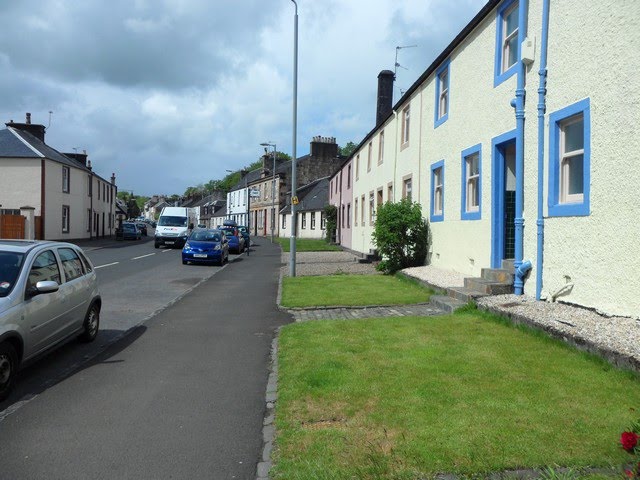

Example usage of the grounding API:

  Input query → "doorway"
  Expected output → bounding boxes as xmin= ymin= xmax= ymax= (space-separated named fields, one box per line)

xmin=491 ymin=131 xmax=517 ymax=268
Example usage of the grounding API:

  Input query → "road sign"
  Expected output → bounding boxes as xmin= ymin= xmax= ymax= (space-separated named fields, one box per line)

xmin=292 ymin=196 xmax=299 ymax=205
xmin=249 ymin=188 xmax=260 ymax=198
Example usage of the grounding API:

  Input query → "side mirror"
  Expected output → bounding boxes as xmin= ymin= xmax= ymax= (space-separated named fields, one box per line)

xmin=26 ymin=280 xmax=59 ymax=298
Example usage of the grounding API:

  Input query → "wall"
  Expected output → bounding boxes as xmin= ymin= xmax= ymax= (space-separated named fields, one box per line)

xmin=0 ymin=158 xmax=42 ymax=214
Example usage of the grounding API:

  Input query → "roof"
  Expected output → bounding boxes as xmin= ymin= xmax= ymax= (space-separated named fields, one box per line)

xmin=231 ymin=167 xmax=264 ymax=191
xmin=0 ymin=127 xmax=113 ymax=184
xmin=280 ymin=177 xmax=329 ymax=213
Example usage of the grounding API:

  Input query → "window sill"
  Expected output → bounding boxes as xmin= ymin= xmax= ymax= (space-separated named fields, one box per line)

xmin=461 ymin=210 xmax=481 ymax=221
xmin=434 ymin=113 xmax=448 ymax=129
xmin=430 ymin=214 xmax=444 ymax=223
xmin=548 ymin=202 xmax=589 ymax=217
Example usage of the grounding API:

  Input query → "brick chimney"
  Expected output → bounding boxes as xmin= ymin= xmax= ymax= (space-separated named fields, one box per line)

xmin=310 ymin=136 xmax=338 ymax=159
xmin=376 ymin=70 xmax=395 ymax=125
xmin=5 ymin=112 xmax=46 ymax=142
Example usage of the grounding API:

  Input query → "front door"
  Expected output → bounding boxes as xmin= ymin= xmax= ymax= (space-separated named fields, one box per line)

xmin=492 ymin=132 xmax=517 ymax=268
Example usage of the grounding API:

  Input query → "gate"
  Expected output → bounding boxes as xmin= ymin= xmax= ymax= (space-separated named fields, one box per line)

xmin=0 ymin=214 xmax=26 ymax=239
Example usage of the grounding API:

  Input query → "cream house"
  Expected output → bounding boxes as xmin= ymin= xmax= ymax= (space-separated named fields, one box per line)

xmin=344 ymin=0 xmax=639 ymax=318
xmin=0 ymin=114 xmax=118 ymax=240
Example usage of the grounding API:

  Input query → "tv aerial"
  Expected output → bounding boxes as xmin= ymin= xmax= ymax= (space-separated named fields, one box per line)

xmin=394 ymin=44 xmax=418 ymax=78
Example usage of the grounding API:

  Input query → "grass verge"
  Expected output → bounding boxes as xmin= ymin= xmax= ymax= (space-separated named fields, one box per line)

xmin=276 ymin=237 xmax=341 ymax=252
xmin=272 ymin=308 xmax=640 ymax=479
xmin=280 ymin=274 xmax=433 ymax=308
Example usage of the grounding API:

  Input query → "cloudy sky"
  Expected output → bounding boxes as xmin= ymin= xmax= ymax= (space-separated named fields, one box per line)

xmin=0 ymin=0 xmax=486 ymax=196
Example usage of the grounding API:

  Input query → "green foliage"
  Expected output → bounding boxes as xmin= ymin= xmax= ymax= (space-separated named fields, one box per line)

xmin=324 ymin=204 xmax=338 ymax=243
xmin=339 ymin=141 xmax=357 ymax=157
xmin=371 ymin=198 xmax=431 ymax=274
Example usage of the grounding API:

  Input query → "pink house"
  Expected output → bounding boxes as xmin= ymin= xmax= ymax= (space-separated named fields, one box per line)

xmin=328 ymin=159 xmax=352 ymax=249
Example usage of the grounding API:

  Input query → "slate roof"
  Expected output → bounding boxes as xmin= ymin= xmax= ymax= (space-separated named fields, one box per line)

xmin=231 ymin=168 xmax=264 ymax=191
xmin=280 ymin=177 xmax=329 ymax=214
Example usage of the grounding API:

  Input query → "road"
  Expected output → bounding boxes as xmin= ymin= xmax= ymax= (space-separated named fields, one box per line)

xmin=0 ymin=236 xmax=291 ymax=479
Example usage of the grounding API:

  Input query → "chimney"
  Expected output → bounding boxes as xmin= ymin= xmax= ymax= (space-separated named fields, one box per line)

xmin=310 ymin=136 xmax=338 ymax=159
xmin=64 ymin=152 xmax=88 ymax=167
xmin=111 ymin=173 xmax=116 ymax=185
xmin=376 ymin=70 xmax=395 ymax=125
xmin=5 ymin=112 xmax=46 ymax=142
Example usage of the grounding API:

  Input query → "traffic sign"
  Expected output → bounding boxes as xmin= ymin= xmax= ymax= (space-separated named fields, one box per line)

xmin=292 ymin=196 xmax=299 ymax=205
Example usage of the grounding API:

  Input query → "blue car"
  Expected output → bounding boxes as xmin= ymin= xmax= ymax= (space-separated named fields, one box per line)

xmin=117 ymin=222 xmax=141 ymax=241
xmin=182 ymin=229 xmax=229 ymax=266
xmin=218 ymin=226 xmax=245 ymax=254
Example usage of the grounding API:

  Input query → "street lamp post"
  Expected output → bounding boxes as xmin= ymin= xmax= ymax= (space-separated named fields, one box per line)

xmin=260 ymin=142 xmax=277 ymax=243
xmin=290 ymin=0 xmax=298 ymax=277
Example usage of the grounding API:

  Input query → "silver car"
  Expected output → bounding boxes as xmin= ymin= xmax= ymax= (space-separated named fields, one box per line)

xmin=0 ymin=240 xmax=101 ymax=401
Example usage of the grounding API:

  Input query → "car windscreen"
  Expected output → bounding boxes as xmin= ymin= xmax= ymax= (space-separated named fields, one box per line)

xmin=158 ymin=216 xmax=188 ymax=227
xmin=190 ymin=231 xmax=221 ymax=242
xmin=219 ymin=228 xmax=236 ymax=237
xmin=0 ymin=251 xmax=25 ymax=297
xmin=123 ymin=224 xmax=136 ymax=231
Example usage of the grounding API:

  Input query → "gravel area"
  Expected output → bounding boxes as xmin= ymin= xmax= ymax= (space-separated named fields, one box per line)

xmin=402 ymin=265 xmax=465 ymax=289
xmin=280 ymin=251 xmax=378 ymax=277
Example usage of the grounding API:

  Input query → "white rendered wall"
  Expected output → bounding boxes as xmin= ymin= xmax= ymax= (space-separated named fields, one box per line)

xmin=44 ymin=160 xmax=90 ymax=239
xmin=0 ymin=158 xmax=42 ymax=214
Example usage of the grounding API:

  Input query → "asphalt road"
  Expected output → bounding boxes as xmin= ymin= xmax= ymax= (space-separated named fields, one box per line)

xmin=0 ymin=237 xmax=291 ymax=479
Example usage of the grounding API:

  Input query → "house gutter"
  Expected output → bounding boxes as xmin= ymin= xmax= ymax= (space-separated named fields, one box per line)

xmin=536 ymin=0 xmax=551 ymax=300
xmin=513 ymin=0 xmax=529 ymax=295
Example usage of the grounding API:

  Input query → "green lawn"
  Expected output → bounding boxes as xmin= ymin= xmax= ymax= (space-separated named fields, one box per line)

xmin=276 ymin=237 xmax=341 ymax=252
xmin=272 ymin=308 xmax=640 ymax=479
xmin=280 ymin=274 xmax=432 ymax=308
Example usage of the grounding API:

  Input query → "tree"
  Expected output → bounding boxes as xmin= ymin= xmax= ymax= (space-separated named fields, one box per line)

xmin=323 ymin=205 xmax=338 ymax=243
xmin=371 ymin=198 xmax=431 ymax=274
xmin=339 ymin=141 xmax=357 ymax=157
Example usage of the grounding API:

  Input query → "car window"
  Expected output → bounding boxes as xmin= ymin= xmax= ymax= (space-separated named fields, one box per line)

xmin=28 ymin=250 xmax=61 ymax=288
xmin=0 ymin=252 xmax=24 ymax=297
xmin=77 ymin=250 xmax=93 ymax=272
xmin=58 ymin=248 xmax=85 ymax=282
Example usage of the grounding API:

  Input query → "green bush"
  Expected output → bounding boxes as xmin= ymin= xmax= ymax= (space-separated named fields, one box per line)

xmin=371 ymin=198 xmax=430 ymax=274
xmin=324 ymin=204 xmax=337 ymax=243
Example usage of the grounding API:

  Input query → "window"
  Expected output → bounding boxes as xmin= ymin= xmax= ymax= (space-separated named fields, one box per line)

xmin=346 ymin=204 xmax=351 ymax=228
xmin=103 ymin=183 xmax=106 ymax=201
xmin=548 ymin=98 xmax=590 ymax=217
xmin=58 ymin=248 xmax=84 ymax=282
xmin=28 ymin=250 xmax=61 ymax=288
xmin=434 ymin=59 xmax=450 ymax=128
xmin=354 ymin=199 xmax=358 ymax=226
xmin=62 ymin=166 xmax=70 ymax=193
xmin=369 ymin=192 xmax=375 ymax=224
xmin=311 ymin=212 xmax=316 ymax=229
xmin=376 ymin=189 xmax=383 ymax=211
xmin=367 ymin=142 xmax=372 ymax=172
xmin=461 ymin=144 xmax=482 ymax=220
xmin=430 ymin=161 xmax=445 ymax=222
xmin=347 ymin=164 xmax=352 ymax=188
xmin=387 ymin=183 xmax=393 ymax=202
xmin=62 ymin=205 xmax=70 ymax=233
xmin=403 ymin=176 xmax=412 ymax=202
xmin=87 ymin=209 xmax=91 ymax=232
xmin=361 ymin=195 xmax=365 ymax=226
xmin=378 ymin=131 xmax=384 ymax=165
xmin=301 ymin=212 xmax=306 ymax=229
xmin=356 ymin=154 xmax=360 ymax=180
xmin=320 ymin=212 xmax=326 ymax=230
xmin=401 ymin=105 xmax=410 ymax=146
xmin=98 ymin=181 xmax=101 ymax=200
xmin=282 ymin=214 xmax=286 ymax=229
xmin=341 ymin=205 xmax=345 ymax=228
xmin=494 ymin=0 xmax=519 ymax=86
xmin=88 ymin=175 xmax=92 ymax=197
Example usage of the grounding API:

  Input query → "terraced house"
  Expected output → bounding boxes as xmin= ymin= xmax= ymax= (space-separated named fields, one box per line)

xmin=0 ymin=113 xmax=118 ymax=241
xmin=336 ymin=0 xmax=638 ymax=318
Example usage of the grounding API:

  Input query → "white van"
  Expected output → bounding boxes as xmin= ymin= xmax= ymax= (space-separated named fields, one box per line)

xmin=154 ymin=207 xmax=197 ymax=248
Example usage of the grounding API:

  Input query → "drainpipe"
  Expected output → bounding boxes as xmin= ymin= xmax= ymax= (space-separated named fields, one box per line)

xmin=513 ymin=0 xmax=529 ymax=295
xmin=536 ymin=0 xmax=551 ymax=300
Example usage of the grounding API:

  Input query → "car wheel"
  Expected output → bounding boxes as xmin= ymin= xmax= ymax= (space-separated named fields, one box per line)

xmin=154 ymin=242 xmax=160 ymax=249
xmin=182 ymin=259 xmax=188 ymax=265
xmin=79 ymin=303 xmax=100 ymax=343
xmin=0 ymin=342 xmax=18 ymax=402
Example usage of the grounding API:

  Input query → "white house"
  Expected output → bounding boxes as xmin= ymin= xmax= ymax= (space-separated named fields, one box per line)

xmin=0 ymin=114 xmax=118 ymax=240
xmin=345 ymin=0 xmax=639 ymax=318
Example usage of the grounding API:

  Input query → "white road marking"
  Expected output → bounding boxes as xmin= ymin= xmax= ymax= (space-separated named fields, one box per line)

xmin=132 ymin=253 xmax=155 ymax=260
xmin=94 ymin=262 xmax=119 ymax=269
xmin=161 ymin=249 xmax=174 ymax=253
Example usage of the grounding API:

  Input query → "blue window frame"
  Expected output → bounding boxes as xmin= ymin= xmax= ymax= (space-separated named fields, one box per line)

xmin=461 ymin=144 xmax=482 ymax=220
xmin=494 ymin=0 xmax=520 ymax=87
xmin=430 ymin=160 xmax=445 ymax=222
xmin=548 ymin=98 xmax=591 ymax=217
xmin=434 ymin=59 xmax=450 ymax=128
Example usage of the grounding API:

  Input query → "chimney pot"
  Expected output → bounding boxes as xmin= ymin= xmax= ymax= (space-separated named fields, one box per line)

xmin=26 ymin=113 xmax=31 ymax=124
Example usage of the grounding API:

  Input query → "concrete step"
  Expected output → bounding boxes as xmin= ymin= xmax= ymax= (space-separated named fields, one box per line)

xmin=501 ymin=259 xmax=515 ymax=271
xmin=447 ymin=286 xmax=489 ymax=303
xmin=430 ymin=295 xmax=466 ymax=314
xmin=481 ymin=267 xmax=514 ymax=284
xmin=464 ymin=277 xmax=513 ymax=295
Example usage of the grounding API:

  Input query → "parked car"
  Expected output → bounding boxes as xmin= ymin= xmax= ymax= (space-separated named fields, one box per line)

xmin=218 ymin=226 xmax=245 ymax=254
xmin=0 ymin=240 xmax=101 ymax=401
xmin=135 ymin=222 xmax=148 ymax=236
xmin=117 ymin=222 xmax=142 ymax=241
xmin=237 ymin=225 xmax=250 ymax=247
xmin=182 ymin=229 xmax=229 ymax=266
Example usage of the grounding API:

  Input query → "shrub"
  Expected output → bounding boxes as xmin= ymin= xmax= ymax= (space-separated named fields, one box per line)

xmin=324 ymin=204 xmax=337 ymax=243
xmin=371 ymin=198 xmax=431 ymax=274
